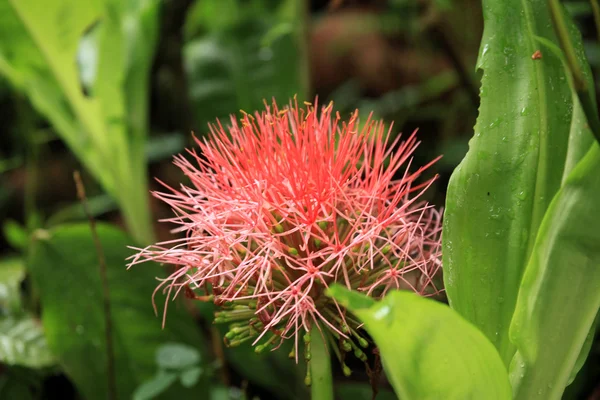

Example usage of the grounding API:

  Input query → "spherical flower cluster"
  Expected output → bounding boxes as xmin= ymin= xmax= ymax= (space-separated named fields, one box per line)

xmin=128 ymin=98 xmax=442 ymax=373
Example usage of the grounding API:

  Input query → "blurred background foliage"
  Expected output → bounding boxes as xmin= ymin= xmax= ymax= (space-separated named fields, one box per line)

xmin=0 ymin=0 xmax=599 ymax=399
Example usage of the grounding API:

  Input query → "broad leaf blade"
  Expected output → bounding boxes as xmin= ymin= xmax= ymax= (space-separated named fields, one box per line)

xmin=329 ymin=286 xmax=512 ymax=400
xmin=509 ymin=144 xmax=600 ymax=399
xmin=27 ymin=223 xmax=210 ymax=400
xmin=443 ymin=0 xmax=593 ymax=364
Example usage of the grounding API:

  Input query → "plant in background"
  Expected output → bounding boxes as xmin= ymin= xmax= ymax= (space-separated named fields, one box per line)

xmin=129 ymin=98 xmax=443 ymax=396
xmin=0 ymin=0 xmax=160 ymax=245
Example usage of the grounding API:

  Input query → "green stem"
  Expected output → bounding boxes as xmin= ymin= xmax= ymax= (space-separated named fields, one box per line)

xmin=548 ymin=0 xmax=600 ymax=144
xmin=118 ymin=166 xmax=155 ymax=245
xmin=310 ymin=324 xmax=334 ymax=400
xmin=591 ymin=0 xmax=600 ymax=45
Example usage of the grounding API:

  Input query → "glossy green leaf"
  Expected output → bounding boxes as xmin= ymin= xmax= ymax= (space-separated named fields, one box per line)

xmin=567 ymin=311 xmax=599 ymax=386
xmin=443 ymin=0 xmax=594 ymax=365
xmin=0 ymin=316 xmax=55 ymax=368
xmin=328 ymin=286 xmax=512 ymax=400
xmin=27 ymin=223 xmax=210 ymax=400
xmin=509 ymin=144 xmax=600 ymax=399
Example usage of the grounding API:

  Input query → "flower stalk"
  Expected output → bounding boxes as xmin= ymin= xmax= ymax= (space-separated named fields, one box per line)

xmin=309 ymin=324 xmax=333 ymax=400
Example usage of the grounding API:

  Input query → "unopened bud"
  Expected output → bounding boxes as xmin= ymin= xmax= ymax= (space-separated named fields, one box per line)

xmin=343 ymin=365 xmax=352 ymax=377
xmin=341 ymin=340 xmax=352 ymax=352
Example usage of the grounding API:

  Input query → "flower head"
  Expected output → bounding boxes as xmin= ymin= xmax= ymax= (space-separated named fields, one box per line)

xmin=129 ymin=98 xmax=442 ymax=370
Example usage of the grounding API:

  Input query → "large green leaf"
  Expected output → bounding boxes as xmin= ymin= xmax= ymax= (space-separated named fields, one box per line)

xmin=0 ymin=0 xmax=159 ymax=244
xmin=27 ymin=223 xmax=210 ymax=400
xmin=508 ymin=144 xmax=600 ymax=399
xmin=328 ymin=286 xmax=512 ymax=400
xmin=442 ymin=0 xmax=594 ymax=365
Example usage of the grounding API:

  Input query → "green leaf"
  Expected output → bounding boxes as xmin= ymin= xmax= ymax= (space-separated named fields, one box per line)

xmin=0 ymin=257 xmax=26 ymax=315
xmin=179 ymin=366 xmax=203 ymax=388
xmin=132 ymin=370 xmax=178 ymax=400
xmin=328 ymin=286 xmax=512 ymax=400
xmin=155 ymin=342 xmax=201 ymax=370
xmin=508 ymin=144 xmax=600 ymax=399
xmin=27 ymin=223 xmax=210 ymax=400
xmin=210 ymin=385 xmax=247 ymax=400
xmin=567 ymin=311 xmax=599 ymax=386
xmin=0 ymin=0 xmax=108 ymax=186
xmin=183 ymin=11 xmax=301 ymax=129
xmin=184 ymin=0 xmax=241 ymax=38
xmin=0 ymin=0 xmax=159 ymax=244
xmin=2 ymin=220 xmax=28 ymax=251
xmin=0 ymin=316 xmax=55 ymax=368
xmin=442 ymin=0 xmax=594 ymax=365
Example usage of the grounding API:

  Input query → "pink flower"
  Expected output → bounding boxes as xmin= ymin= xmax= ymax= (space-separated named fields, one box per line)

xmin=128 ymin=98 xmax=442 ymax=368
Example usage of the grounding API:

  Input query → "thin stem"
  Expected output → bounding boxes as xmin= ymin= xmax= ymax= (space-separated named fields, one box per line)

xmin=548 ymin=0 xmax=600 ymax=144
xmin=20 ymin=98 xmax=40 ymax=233
xmin=74 ymin=171 xmax=117 ymax=400
xmin=310 ymin=324 xmax=334 ymax=400
xmin=548 ymin=0 xmax=584 ymax=89
xmin=591 ymin=0 xmax=600 ymax=45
